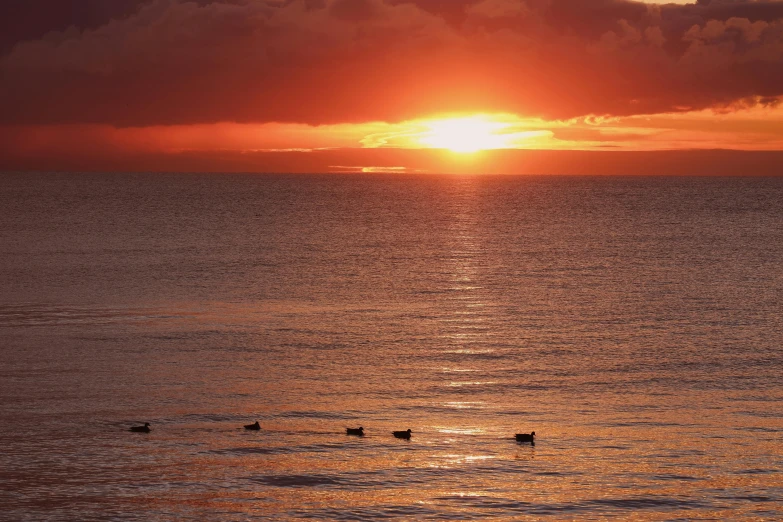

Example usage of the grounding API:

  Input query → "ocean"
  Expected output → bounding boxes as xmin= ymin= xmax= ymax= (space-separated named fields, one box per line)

xmin=1 ymin=172 xmax=781 ymax=520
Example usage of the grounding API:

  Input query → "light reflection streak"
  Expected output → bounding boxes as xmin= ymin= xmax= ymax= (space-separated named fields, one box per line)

xmin=443 ymin=402 xmax=486 ymax=410
xmin=444 ymin=349 xmax=495 ymax=355
xmin=436 ymin=427 xmax=485 ymax=435
xmin=440 ymin=454 xmax=497 ymax=463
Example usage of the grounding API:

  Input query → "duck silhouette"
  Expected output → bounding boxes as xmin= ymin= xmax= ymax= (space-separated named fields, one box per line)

xmin=130 ymin=423 xmax=151 ymax=433
xmin=393 ymin=429 xmax=412 ymax=440
xmin=515 ymin=431 xmax=535 ymax=443
xmin=346 ymin=427 xmax=364 ymax=436
xmin=244 ymin=421 xmax=261 ymax=431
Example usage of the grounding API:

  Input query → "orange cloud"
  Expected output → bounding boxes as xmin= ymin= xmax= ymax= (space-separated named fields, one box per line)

xmin=2 ymin=103 xmax=783 ymax=174
xmin=2 ymin=0 xmax=782 ymax=174
xmin=1 ymin=0 xmax=783 ymax=127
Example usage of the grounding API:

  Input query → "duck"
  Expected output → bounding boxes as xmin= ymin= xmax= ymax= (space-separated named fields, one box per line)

xmin=515 ymin=431 xmax=535 ymax=443
xmin=346 ymin=427 xmax=364 ymax=436
xmin=244 ymin=421 xmax=261 ymax=431
xmin=393 ymin=429 xmax=412 ymax=440
xmin=130 ymin=423 xmax=151 ymax=433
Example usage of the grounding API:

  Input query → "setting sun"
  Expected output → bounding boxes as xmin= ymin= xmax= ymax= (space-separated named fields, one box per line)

xmin=418 ymin=116 xmax=515 ymax=153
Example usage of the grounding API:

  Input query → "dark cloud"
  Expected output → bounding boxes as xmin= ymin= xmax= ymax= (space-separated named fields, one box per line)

xmin=330 ymin=0 xmax=381 ymax=20
xmin=0 ymin=0 xmax=150 ymax=53
xmin=1 ymin=0 xmax=782 ymax=125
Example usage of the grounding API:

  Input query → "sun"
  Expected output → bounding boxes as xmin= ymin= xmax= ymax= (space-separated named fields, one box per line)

xmin=358 ymin=113 xmax=554 ymax=151
xmin=418 ymin=116 xmax=514 ymax=153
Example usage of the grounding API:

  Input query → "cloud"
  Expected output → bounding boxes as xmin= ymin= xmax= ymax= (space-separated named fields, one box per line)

xmin=466 ymin=0 xmax=529 ymax=19
xmin=4 ymin=131 xmax=783 ymax=176
xmin=0 ymin=0 xmax=151 ymax=54
xmin=1 ymin=0 xmax=782 ymax=126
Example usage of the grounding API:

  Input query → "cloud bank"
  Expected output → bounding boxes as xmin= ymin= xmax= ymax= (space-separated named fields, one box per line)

xmin=1 ymin=0 xmax=783 ymax=126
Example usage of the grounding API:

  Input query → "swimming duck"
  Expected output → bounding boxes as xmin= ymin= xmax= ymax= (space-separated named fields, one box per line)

xmin=515 ymin=431 xmax=535 ymax=443
xmin=393 ymin=429 xmax=412 ymax=439
xmin=244 ymin=421 xmax=261 ymax=430
xmin=346 ymin=427 xmax=364 ymax=436
xmin=130 ymin=423 xmax=151 ymax=433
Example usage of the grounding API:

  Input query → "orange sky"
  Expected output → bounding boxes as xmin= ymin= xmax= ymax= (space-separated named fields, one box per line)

xmin=1 ymin=0 xmax=782 ymax=174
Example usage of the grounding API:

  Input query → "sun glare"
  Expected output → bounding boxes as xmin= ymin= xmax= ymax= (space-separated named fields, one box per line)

xmin=418 ymin=116 xmax=515 ymax=153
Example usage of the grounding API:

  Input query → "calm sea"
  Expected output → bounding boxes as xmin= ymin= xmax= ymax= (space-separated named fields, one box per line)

xmin=1 ymin=173 xmax=782 ymax=520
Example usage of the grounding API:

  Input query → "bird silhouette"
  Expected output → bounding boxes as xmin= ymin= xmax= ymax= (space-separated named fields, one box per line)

xmin=130 ymin=423 xmax=151 ymax=433
xmin=244 ymin=421 xmax=261 ymax=430
xmin=393 ymin=429 xmax=412 ymax=439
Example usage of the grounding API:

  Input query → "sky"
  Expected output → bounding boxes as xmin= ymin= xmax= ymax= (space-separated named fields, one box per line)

xmin=1 ymin=0 xmax=782 ymax=174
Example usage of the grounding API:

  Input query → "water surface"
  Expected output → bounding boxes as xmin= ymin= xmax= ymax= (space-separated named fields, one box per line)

xmin=1 ymin=173 xmax=782 ymax=519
